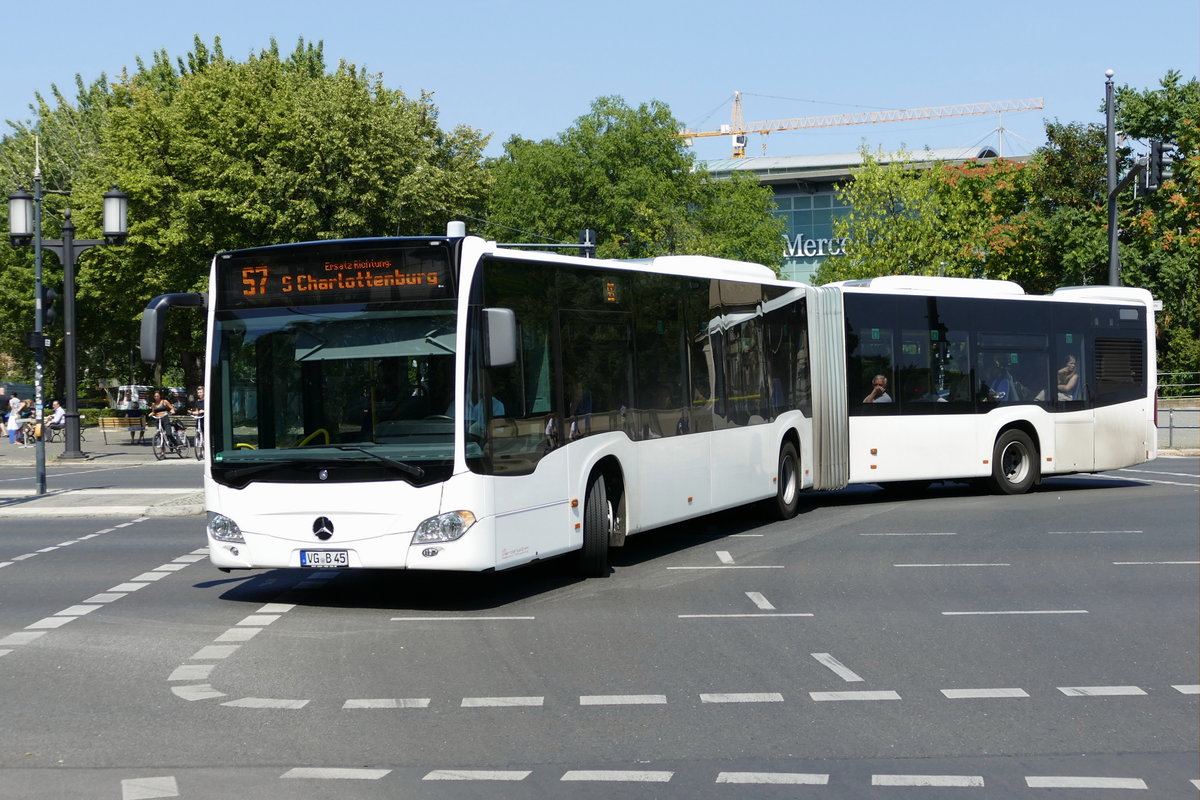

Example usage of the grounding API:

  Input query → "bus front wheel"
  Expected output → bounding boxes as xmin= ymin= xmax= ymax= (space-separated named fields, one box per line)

xmin=990 ymin=429 xmax=1038 ymax=495
xmin=579 ymin=473 xmax=612 ymax=577
xmin=767 ymin=441 xmax=801 ymax=520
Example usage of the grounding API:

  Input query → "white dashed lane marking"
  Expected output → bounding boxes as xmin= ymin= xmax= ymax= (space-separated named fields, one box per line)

xmin=120 ymin=775 xmax=179 ymax=799
xmin=699 ymin=693 xmax=784 ymax=703
xmin=1025 ymin=776 xmax=1149 ymax=789
xmin=811 ymin=653 xmax=865 ymax=682
xmin=942 ymin=609 xmax=1088 ymax=616
xmin=941 ymin=688 xmax=1030 ymax=699
xmin=810 ymin=690 xmax=901 ymax=702
xmin=1049 ymin=530 xmax=1143 ymax=535
xmin=0 ymin=524 xmax=199 ymax=658
xmin=283 ymin=768 xmax=390 ymax=780
xmin=221 ymin=697 xmax=309 ymax=709
xmin=424 ymin=770 xmax=531 ymax=781
xmin=895 ymin=563 xmax=1010 ymax=568
xmin=1058 ymin=685 xmax=1147 ymax=697
xmin=716 ymin=772 xmax=829 ymax=785
xmin=343 ymin=698 xmax=431 ymax=709
xmin=579 ymin=694 xmax=667 ymax=705
xmin=461 ymin=696 xmax=544 ymax=707
xmin=561 ymin=770 xmax=673 ymax=782
xmin=745 ymin=591 xmax=775 ymax=610
xmin=873 ymin=774 xmax=985 ymax=787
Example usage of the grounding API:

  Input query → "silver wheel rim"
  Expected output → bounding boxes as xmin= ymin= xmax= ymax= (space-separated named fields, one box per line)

xmin=1000 ymin=441 xmax=1028 ymax=484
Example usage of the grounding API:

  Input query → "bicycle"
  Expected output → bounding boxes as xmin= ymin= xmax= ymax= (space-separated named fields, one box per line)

xmin=152 ymin=419 xmax=191 ymax=460
xmin=193 ymin=420 xmax=205 ymax=460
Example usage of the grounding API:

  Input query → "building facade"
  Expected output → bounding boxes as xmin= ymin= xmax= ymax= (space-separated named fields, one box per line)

xmin=704 ymin=146 xmax=1004 ymax=284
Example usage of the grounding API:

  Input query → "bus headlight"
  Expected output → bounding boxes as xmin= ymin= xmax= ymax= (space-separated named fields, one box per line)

xmin=207 ymin=512 xmax=245 ymax=543
xmin=414 ymin=510 xmax=476 ymax=544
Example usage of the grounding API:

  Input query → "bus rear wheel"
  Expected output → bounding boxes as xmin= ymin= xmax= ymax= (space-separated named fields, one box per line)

xmin=579 ymin=473 xmax=612 ymax=577
xmin=990 ymin=429 xmax=1038 ymax=495
xmin=767 ymin=441 xmax=801 ymax=520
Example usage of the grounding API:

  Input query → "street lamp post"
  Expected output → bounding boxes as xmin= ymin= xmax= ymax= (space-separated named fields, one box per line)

xmin=8 ymin=175 xmax=128 ymax=468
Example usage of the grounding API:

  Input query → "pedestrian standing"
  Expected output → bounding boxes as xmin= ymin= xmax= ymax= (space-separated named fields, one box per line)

xmin=6 ymin=394 xmax=22 ymax=445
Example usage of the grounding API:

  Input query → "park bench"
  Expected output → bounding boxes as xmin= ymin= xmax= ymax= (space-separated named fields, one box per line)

xmin=97 ymin=415 xmax=145 ymax=444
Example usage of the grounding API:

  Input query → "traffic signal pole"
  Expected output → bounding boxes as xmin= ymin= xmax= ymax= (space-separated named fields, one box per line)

xmin=1106 ymin=70 xmax=1119 ymax=286
xmin=1104 ymin=69 xmax=1174 ymax=287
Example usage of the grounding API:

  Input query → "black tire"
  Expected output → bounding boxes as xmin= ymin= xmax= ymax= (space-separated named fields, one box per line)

xmin=579 ymin=473 xmax=611 ymax=577
xmin=177 ymin=435 xmax=188 ymax=459
xmin=990 ymin=429 xmax=1038 ymax=495
xmin=152 ymin=431 xmax=167 ymax=461
xmin=768 ymin=441 xmax=801 ymax=520
xmin=194 ymin=435 xmax=204 ymax=461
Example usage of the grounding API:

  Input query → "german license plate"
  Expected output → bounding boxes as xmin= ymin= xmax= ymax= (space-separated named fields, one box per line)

xmin=300 ymin=550 xmax=349 ymax=568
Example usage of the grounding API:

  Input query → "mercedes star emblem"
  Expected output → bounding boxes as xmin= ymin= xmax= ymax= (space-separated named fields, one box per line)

xmin=312 ymin=516 xmax=334 ymax=541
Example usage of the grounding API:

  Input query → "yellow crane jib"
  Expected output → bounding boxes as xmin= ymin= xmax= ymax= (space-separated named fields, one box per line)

xmin=676 ymin=95 xmax=1046 ymax=158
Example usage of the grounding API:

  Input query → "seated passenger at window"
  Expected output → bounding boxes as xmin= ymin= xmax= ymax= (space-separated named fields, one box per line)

xmin=1056 ymin=354 xmax=1080 ymax=400
xmin=863 ymin=375 xmax=892 ymax=403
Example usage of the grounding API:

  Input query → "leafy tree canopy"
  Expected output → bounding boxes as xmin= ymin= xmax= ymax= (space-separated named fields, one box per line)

xmin=484 ymin=96 xmax=784 ymax=268
xmin=820 ymin=70 xmax=1198 ymax=382
xmin=0 ymin=36 xmax=490 ymax=390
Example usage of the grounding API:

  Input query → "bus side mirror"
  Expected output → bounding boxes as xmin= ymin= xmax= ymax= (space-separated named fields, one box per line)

xmin=483 ymin=307 xmax=517 ymax=368
xmin=140 ymin=292 xmax=207 ymax=364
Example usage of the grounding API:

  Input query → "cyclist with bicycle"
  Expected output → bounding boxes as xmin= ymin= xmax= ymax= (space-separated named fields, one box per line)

xmin=188 ymin=386 xmax=205 ymax=433
xmin=148 ymin=391 xmax=181 ymax=443
xmin=188 ymin=386 xmax=205 ymax=458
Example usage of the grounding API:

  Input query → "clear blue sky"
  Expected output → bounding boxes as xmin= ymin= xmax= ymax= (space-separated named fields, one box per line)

xmin=2 ymin=0 xmax=1197 ymax=164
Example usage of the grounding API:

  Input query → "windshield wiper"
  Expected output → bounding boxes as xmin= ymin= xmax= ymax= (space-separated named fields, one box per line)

xmin=222 ymin=460 xmax=291 ymax=481
xmin=331 ymin=445 xmax=425 ymax=479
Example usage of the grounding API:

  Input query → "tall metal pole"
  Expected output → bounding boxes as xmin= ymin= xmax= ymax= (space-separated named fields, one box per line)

xmin=32 ymin=169 xmax=48 ymax=492
xmin=59 ymin=211 xmax=84 ymax=460
xmin=1105 ymin=69 xmax=1119 ymax=286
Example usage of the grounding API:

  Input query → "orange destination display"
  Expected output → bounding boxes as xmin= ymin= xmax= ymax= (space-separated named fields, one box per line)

xmin=217 ymin=241 xmax=454 ymax=308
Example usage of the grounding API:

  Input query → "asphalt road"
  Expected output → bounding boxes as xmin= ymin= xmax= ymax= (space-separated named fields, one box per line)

xmin=0 ymin=458 xmax=1195 ymax=798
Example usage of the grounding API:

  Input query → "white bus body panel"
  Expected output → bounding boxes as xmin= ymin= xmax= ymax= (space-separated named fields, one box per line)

xmin=1053 ymin=408 xmax=1095 ymax=472
xmin=206 ymin=477 xmax=442 ymax=570
xmin=490 ymin=447 xmax=573 ymax=569
xmin=625 ymin=433 xmax=713 ymax=530
xmin=1094 ymin=397 xmax=1155 ymax=471
xmin=848 ymin=408 xmax=1061 ymax=484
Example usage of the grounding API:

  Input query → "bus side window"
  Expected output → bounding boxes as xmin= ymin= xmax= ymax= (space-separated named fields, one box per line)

xmin=850 ymin=328 xmax=895 ymax=413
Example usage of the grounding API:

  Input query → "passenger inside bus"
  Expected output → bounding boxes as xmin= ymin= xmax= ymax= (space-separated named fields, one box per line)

xmin=863 ymin=375 xmax=892 ymax=403
xmin=1056 ymin=354 xmax=1080 ymax=400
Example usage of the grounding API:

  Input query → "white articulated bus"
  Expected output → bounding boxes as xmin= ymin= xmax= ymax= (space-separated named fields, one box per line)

xmin=141 ymin=225 xmax=1156 ymax=576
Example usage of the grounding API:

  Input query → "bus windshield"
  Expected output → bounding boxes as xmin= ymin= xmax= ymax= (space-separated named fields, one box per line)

xmin=210 ymin=301 xmax=461 ymax=484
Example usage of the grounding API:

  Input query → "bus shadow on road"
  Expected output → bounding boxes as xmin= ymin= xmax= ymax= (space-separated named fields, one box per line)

xmin=208 ymin=475 xmax=1152 ymax=611
xmin=208 ymin=504 xmax=791 ymax=611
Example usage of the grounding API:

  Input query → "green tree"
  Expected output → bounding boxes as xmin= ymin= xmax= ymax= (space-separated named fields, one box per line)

xmin=1 ymin=36 xmax=490 ymax=390
xmin=818 ymin=148 xmax=1044 ymax=285
xmin=1111 ymin=71 xmax=1199 ymax=384
xmin=820 ymin=69 xmax=1199 ymax=382
xmin=485 ymin=96 xmax=784 ymax=268
xmin=0 ymin=74 xmax=120 ymax=396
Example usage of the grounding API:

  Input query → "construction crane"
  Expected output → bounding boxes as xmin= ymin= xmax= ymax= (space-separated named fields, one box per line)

xmin=677 ymin=92 xmax=1045 ymax=158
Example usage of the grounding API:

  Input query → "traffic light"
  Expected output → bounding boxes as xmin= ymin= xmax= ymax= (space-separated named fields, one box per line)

xmin=40 ymin=285 xmax=58 ymax=327
xmin=1146 ymin=140 xmax=1176 ymax=191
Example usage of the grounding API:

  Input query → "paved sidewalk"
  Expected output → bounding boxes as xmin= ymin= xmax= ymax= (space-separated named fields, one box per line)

xmin=0 ymin=430 xmax=204 ymax=519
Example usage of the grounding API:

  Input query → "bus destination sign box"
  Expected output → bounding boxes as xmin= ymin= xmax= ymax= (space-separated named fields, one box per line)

xmin=218 ymin=242 xmax=453 ymax=308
